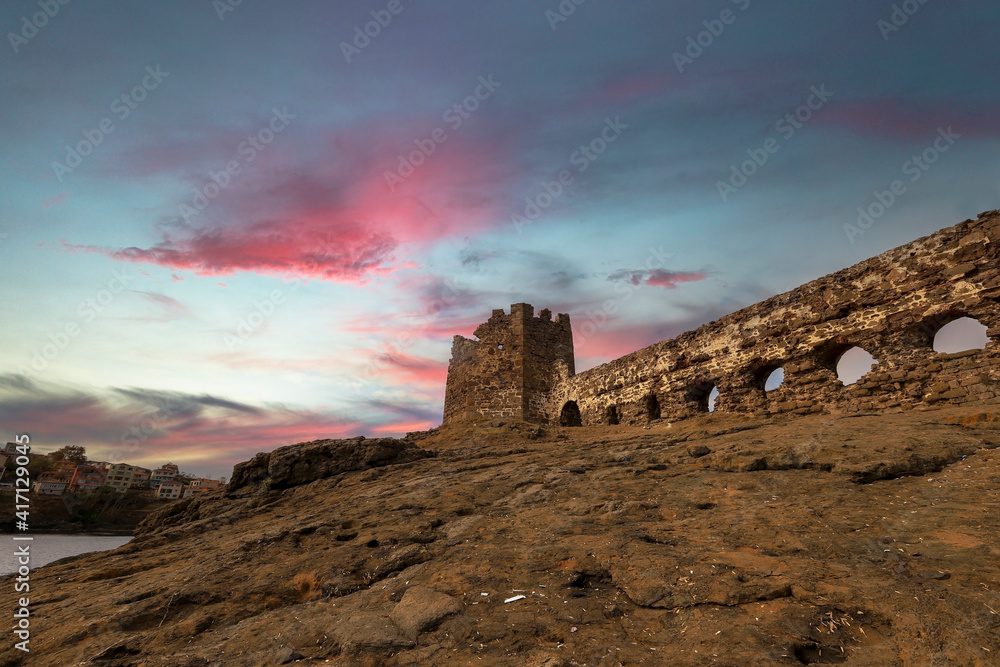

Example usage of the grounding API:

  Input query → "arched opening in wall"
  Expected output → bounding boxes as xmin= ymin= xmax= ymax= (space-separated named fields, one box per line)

xmin=644 ymin=394 xmax=661 ymax=420
xmin=604 ymin=404 xmax=619 ymax=426
xmin=836 ymin=347 xmax=878 ymax=386
xmin=560 ymin=401 xmax=582 ymax=427
xmin=687 ymin=380 xmax=717 ymax=413
xmin=933 ymin=317 xmax=990 ymax=353
xmin=764 ymin=368 xmax=785 ymax=392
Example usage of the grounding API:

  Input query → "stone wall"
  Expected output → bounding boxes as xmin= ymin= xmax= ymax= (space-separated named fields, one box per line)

xmin=444 ymin=210 xmax=1000 ymax=426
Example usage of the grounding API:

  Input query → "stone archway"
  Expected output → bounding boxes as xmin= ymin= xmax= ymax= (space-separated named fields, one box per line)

xmin=560 ymin=401 xmax=582 ymax=427
xmin=644 ymin=394 xmax=661 ymax=420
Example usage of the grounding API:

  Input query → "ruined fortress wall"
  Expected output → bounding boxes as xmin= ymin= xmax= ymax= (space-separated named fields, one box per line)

xmin=443 ymin=303 xmax=574 ymax=423
xmin=546 ymin=210 xmax=1000 ymax=425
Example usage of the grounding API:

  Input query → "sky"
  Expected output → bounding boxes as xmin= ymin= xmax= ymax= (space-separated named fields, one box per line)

xmin=1 ymin=1 xmax=998 ymax=478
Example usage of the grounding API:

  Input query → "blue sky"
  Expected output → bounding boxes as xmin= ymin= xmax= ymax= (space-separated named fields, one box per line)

xmin=1 ymin=1 xmax=997 ymax=478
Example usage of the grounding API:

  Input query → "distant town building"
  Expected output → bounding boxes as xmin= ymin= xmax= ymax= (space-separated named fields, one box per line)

xmin=150 ymin=464 xmax=180 ymax=488
xmin=130 ymin=467 xmax=151 ymax=489
xmin=68 ymin=465 xmax=107 ymax=493
xmin=52 ymin=460 xmax=79 ymax=475
xmin=156 ymin=480 xmax=184 ymax=500
xmin=105 ymin=463 xmax=137 ymax=493
xmin=32 ymin=479 xmax=67 ymax=496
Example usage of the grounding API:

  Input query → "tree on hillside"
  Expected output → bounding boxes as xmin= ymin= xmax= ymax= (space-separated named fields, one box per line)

xmin=49 ymin=445 xmax=88 ymax=464
xmin=175 ymin=472 xmax=196 ymax=485
xmin=3 ymin=455 xmax=54 ymax=479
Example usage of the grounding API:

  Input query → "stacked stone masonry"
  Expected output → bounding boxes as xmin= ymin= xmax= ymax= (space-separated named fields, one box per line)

xmin=443 ymin=303 xmax=574 ymax=424
xmin=443 ymin=210 xmax=1000 ymax=426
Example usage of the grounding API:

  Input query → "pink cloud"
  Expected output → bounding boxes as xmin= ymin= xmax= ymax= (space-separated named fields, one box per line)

xmin=371 ymin=420 xmax=438 ymax=435
xmin=373 ymin=352 xmax=448 ymax=389
xmin=71 ymin=120 xmax=517 ymax=283
xmin=816 ymin=100 xmax=999 ymax=141
xmin=572 ymin=321 xmax=674 ymax=370
xmin=581 ymin=71 xmax=673 ymax=107
xmin=645 ymin=269 xmax=708 ymax=289
xmin=43 ymin=194 xmax=68 ymax=208
xmin=341 ymin=311 xmax=487 ymax=351
xmin=608 ymin=268 xmax=708 ymax=289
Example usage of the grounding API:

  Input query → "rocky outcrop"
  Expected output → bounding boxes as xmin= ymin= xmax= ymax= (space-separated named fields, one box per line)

xmin=227 ymin=435 xmax=434 ymax=490
xmin=134 ymin=436 xmax=434 ymax=538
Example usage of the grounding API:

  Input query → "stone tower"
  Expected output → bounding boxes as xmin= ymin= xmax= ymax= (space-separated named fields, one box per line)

xmin=443 ymin=303 xmax=574 ymax=424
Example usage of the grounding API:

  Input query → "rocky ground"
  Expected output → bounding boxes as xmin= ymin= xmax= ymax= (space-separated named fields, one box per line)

xmin=3 ymin=406 xmax=999 ymax=666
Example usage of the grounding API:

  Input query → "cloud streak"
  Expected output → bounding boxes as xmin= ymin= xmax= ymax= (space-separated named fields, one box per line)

xmin=0 ymin=375 xmax=381 ymax=477
xmin=608 ymin=268 xmax=709 ymax=289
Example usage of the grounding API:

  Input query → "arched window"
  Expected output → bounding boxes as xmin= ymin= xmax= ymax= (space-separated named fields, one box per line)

xmin=687 ymin=380 xmax=717 ymax=413
xmin=933 ymin=317 xmax=990 ymax=353
xmin=707 ymin=386 xmax=719 ymax=412
xmin=764 ymin=368 xmax=785 ymax=392
xmin=560 ymin=401 xmax=582 ymax=427
xmin=836 ymin=347 xmax=878 ymax=385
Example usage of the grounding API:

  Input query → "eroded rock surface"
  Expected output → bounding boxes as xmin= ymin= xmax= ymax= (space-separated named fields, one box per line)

xmin=228 ymin=436 xmax=434 ymax=490
xmin=4 ymin=409 xmax=1000 ymax=666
